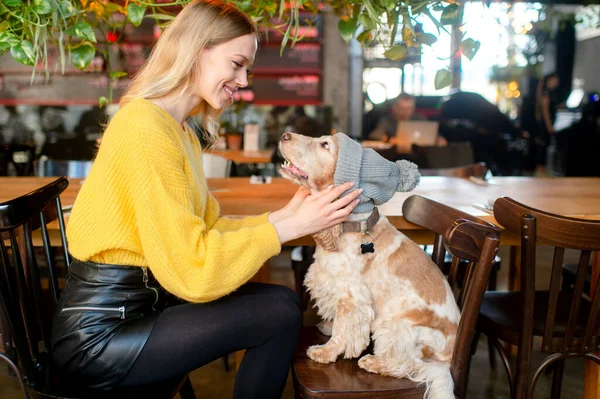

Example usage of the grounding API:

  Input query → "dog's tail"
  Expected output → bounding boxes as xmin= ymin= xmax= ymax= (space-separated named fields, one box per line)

xmin=411 ymin=361 xmax=454 ymax=399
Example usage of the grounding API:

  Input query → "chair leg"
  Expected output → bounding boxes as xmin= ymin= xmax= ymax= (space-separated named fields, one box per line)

xmin=178 ymin=375 xmax=196 ymax=399
xmin=487 ymin=337 xmax=496 ymax=371
xmin=550 ymin=359 xmax=565 ymax=399
xmin=486 ymin=264 xmax=498 ymax=370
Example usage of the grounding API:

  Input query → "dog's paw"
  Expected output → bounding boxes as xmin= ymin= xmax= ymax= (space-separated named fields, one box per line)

xmin=307 ymin=344 xmax=338 ymax=363
xmin=358 ymin=354 xmax=385 ymax=374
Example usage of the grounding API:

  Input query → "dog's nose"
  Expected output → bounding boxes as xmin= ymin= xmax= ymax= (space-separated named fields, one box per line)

xmin=281 ymin=132 xmax=292 ymax=142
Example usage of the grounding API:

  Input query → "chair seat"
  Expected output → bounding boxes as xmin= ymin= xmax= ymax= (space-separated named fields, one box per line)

xmin=293 ymin=326 xmax=425 ymax=398
xmin=478 ymin=291 xmax=592 ymax=348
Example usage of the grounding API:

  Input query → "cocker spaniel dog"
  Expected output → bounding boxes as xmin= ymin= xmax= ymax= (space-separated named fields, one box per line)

xmin=279 ymin=132 xmax=460 ymax=399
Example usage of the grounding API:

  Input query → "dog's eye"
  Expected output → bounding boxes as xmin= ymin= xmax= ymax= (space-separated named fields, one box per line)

xmin=321 ymin=142 xmax=329 ymax=150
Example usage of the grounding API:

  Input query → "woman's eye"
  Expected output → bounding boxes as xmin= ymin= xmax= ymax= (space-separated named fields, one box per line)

xmin=233 ymin=61 xmax=243 ymax=69
xmin=321 ymin=142 xmax=329 ymax=150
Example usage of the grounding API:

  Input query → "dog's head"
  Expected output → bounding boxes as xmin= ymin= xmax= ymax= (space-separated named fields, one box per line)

xmin=278 ymin=132 xmax=339 ymax=192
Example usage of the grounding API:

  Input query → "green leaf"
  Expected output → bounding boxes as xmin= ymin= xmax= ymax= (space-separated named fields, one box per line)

xmin=0 ymin=31 xmax=19 ymax=45
xmin=70 ymin=43 xmax=96 ymax=69
xmin=461 ymin=38 xmax=480 ymax=61
xmin=356 ymin=30 xmax=373 ymax=45
xmin=57 ymin=0 xmax=76 ymax=18
xmin=3 ymin=0 xmax=22 ymax=7
xmin=434 ymin=69 xmax=453 ymax=90
xmin=127 ymin=3 xmax=146 ymax=27
xmin=383 ymin=44 xmax=407 ymax=61
xmin=380 ymin=0 xmax=396 ymax=11
xmin=0 ymin=21 xmax=8 ymax=32
xmin=416 ymin=32 xmax=437 ymax=46
xmin=105 ymin=2 xmax=124 ymax=14
xmin=109 ymin=71 xmax=127 ymax=79
xmin=337 ymin=18 xmax=358 ymax=43
xmin=10 ymin=40 xmax=36 ymax=66
xmin=440 ymin=4 xmax=461 ymax=26
xmin=358 ymin=13 xmax=377 ymax=31
xmin=33 ymin=0 xmax=52 ymax=15
xmin=65 ymin=22 xmax=97 ymax=43
xmin=363 ymin=0 xmax=381 ymax=24
xmin=98 ymin=96 xmax=109 ymax=108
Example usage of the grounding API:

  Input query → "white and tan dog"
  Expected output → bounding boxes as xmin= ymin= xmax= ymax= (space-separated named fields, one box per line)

xmin=279 ymin=132 xmax=460 ymax=399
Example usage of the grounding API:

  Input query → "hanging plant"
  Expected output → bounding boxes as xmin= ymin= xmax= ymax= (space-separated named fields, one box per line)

xmin=0 ymin=0 xmax=480 ymax=102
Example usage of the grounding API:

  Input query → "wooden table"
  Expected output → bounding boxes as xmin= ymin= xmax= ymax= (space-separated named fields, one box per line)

xmin=2 ymin=176 xmax=600 ymax=396
xmin=206 ymin=148 xmax=275 ymax=164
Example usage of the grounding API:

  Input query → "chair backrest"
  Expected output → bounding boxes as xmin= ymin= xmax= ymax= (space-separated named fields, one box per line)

xmin=0 ymin=144 xmax=36 ymax=176
xmin=493 ymin=197 xmax=600 ymax=357
xmin=419 ymin=162 xmax=488 ymax=179
xmin=402 ymin=194 xmax=501 ymax=398
xmin=36 ymin=157 xmax=94 ymax=178
xmin=0 ymin=177 xmax=70 ymax=387
xmin=412 ymin=141 xmax=474 ymax=169
xmin=202 ymin=153 xmax=232 ymax=178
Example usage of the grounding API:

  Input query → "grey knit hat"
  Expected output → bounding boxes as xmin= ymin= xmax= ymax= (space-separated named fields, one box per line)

xmin=333 ymin=133 xmax=420 ymax=213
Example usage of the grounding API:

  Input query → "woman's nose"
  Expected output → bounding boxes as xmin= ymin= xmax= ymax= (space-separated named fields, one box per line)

xmin=235 ymin=71 xmax=248 ymax=88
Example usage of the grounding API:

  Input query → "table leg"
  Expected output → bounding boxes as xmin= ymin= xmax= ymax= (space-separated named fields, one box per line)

xmin=584 ymin=251 xmax=600 ymax=399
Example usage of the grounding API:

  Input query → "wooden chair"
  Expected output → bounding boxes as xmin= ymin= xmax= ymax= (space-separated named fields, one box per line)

xmin=292 ymin=195 xmax=501 ymax=398
xmin=477 ymin=197 xmax=600 ymax=399
xmin=202 ymin=153 xmax=232 ymax=178
xmin=0 ymin=177 xmax=195 ymax=399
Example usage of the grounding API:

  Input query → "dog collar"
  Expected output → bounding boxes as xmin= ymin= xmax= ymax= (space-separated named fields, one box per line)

xmin=341 ymin=208 xmax=380 ymax=234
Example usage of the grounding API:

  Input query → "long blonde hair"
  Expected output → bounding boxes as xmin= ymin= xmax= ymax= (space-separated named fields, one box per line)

xmin=120 ymin=0 xmax=257 ymax=146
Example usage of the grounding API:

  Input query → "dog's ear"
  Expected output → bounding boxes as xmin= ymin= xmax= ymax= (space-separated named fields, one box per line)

xmin=312 ymin=224 xmax=342 ymax=252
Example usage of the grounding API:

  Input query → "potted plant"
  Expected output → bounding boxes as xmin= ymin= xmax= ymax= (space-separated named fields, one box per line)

xmin=0 ymin=0 xmax=480 ymax=97
xmin=225 ymin=131 xmax=243 ymax=151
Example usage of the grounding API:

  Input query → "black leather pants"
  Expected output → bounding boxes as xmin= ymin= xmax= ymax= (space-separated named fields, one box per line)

xmin=51 ymin=260 xmax=177 ymax=390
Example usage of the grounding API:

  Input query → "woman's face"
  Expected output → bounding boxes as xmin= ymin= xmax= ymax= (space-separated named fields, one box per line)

xmin=194 ymin=33 xmax=257 ymax=110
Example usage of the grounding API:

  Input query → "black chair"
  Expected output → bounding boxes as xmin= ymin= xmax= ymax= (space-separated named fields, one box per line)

xmin=0 ymin=177 xmax=195 ymax=399
xmin=0 ymin=144 xmax=35 ymax=176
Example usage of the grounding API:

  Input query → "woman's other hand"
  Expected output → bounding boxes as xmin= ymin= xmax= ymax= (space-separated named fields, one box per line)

xmin=272 ymin=182 xmax=361 ymax=244
xmin=268 ymin=186 xmax=311 ymax=224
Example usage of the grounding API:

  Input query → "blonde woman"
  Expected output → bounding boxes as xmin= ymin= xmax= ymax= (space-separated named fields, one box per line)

xmin=50 ymin=0 xmax=360 ymax=396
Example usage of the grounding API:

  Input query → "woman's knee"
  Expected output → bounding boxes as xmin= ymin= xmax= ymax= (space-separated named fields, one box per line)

xmin=269 ymin=284 xmax=301 ymax=310
xmin=247 ymin=283 xmax=301 ymax=310
xmin=263 ymin=287 xmax=302 ymax=332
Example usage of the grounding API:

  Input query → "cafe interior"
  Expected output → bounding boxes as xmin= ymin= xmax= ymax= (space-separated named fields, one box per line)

xmin=1 ymin=0 xmax=600 ymax=398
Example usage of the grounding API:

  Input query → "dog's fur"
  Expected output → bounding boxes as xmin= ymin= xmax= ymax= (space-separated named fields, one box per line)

xmin=279 ymin=133 xmax=460 ymax=399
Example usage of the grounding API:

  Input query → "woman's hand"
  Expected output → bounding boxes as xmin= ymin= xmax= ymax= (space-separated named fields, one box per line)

xmin=268 ymin=186 xmax=311 ymax=224
xmin=272 ymin=182 xmax=361 ymax=244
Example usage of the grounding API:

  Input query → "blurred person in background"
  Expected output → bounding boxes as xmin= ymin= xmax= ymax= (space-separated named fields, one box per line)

xmin=534 ymin=72 xmax=561 ymax=176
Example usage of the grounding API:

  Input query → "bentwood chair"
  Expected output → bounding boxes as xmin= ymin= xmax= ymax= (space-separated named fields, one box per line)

xmin=477 ymin=197 xmax=600 ymax=399
xmin=292 ymin=195 xmax=501 ymax=398
xmin=0 ymin=177 xmax=195 ymax=399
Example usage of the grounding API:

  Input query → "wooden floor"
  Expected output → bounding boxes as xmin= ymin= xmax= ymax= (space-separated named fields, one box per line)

xmin=0 ymin=247 xmax=586 ymax=398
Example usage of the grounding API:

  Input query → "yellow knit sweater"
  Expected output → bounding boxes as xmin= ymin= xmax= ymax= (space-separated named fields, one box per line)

xmin=66 ymin=98 xmax=281 ymax=302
